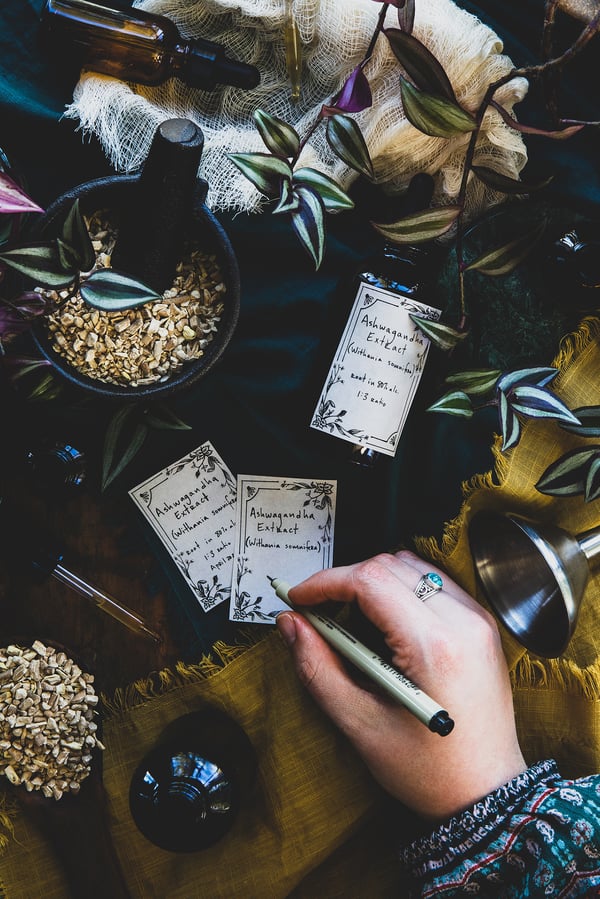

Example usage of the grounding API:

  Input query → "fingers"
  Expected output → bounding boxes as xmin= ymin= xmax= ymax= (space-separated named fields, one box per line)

xmin=289 ymin=554 xmax=429 ymax=641
xmin=276 ymin=611 xmax=385 ymax=738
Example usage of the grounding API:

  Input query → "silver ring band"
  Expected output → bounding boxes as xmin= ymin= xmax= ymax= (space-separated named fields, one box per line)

xmin=414 ymin=572 xmax=443 ymax=601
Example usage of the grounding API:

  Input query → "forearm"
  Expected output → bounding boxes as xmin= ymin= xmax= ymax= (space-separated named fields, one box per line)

xmin=400 ymin=759 xmax=600 ymax=896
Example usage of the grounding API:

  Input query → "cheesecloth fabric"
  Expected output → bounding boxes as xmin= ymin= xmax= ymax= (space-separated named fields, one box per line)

xmin=65 ymin=0 xmax=528 ymax=215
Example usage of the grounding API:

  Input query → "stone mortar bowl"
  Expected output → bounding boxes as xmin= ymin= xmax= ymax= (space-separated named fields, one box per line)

xmin=31 ymin=173 xmax=240 ymax=400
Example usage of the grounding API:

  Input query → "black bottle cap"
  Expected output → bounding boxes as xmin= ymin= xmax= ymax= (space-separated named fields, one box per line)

xmin=188 ymin=37 xmax=260 ymax=90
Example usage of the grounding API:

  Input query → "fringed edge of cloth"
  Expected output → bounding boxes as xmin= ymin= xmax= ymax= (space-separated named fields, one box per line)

xmin=100 ymin=631 xmax=263 ymax=718
xmin=0 ymin=632 xmax=263 ymax=863
xmin=510 ymin=653 xmax=600 ymax=700
xmin=414 ymin=315 xmax=600 ymax=701
xmin=415 ymin=315 xmax=600 ymax=566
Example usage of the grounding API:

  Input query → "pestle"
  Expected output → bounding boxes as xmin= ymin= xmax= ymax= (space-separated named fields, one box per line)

xmin=111 ymin=118 xmax=205 ymax=294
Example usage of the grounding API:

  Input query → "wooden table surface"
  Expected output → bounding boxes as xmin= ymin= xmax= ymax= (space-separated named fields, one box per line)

xmin=0 ymin=436 xmax=184 ymax=699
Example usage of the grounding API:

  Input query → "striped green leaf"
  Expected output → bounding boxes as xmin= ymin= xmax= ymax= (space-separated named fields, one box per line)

xmin=445 ymin=368 xmax=501 ymax=395
xmin=80 ymin=269 xmax=162 ymax=311
xmin=510 ymin=385 xmax=580 ymax=424
xmin=326 ymin=115 xmax=374 ymax=179
xmin=409 ymin=315 xmax=467 ymax=351
xmin=293 ymin=168 xmax=355 ymax=212
xmin=400 ymin=78 xmax=476 ymax=138
xmin=0 ymin=243 xmax=76 ymax=287
xmin=372 ymin=205 xmax=460 ymax=243
xmin=427 ymin=390 xmax=473 ymax=417
xmin=60 ymin=199 xmax=96 ymax=273
xmin=471 ymin=165 xmax=553 ymax=195
xmin=290 ymin=186 xmax=326 ymax=270
xmin=227 ymin=152 xmax=292 ymax=197
xmin=253 ymin=109 xmax=300 ymax=158
xmin=499 ymin=391 xmax=521 ymax=451
xmin=464 ymin=220 xmax=546 ymax=276
xmin=385 ymin=29 xmax=455 ymax=100
xmin=536 ymin=447 xmax=600 ymax=497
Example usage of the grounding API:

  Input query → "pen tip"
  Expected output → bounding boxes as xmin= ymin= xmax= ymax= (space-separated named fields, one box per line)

xmin=267 ymin=575 xmax=274 ymax=583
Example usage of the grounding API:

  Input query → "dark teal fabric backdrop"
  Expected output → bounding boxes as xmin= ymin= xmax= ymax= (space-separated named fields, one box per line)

xmin=1 ymin=1 xmax=599 ymax=653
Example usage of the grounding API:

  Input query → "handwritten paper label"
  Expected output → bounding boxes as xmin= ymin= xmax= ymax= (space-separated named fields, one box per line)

xmin=230 ymin=476 xmax=336 ymax=624
xmin=129 ymin=442 xmax=237 ymax=612
xmin=310 ymin=282 xmax=441 ymax=456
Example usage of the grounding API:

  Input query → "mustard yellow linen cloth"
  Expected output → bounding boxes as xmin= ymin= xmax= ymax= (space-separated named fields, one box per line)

xmin=419 ymin=317 xmax=600 ymax=777
xmin=0 ymin=635 xmax=400 ymax=898
xmin=3 ymin=319 xmax=600 ymax=897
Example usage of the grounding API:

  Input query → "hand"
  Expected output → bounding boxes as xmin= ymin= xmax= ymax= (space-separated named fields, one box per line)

xmin=276 ymin=551 xmax=527 ymax=821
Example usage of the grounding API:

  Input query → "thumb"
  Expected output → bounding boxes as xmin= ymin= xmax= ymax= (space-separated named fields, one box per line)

xmin=276 ymin=611 xmax=379 ymax=735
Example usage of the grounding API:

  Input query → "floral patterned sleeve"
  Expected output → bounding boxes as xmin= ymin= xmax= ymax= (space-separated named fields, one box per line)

xmin=399 ymin=759 xmax=600 ymax=897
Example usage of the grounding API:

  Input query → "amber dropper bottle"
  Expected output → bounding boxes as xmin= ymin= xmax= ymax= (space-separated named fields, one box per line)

xmin=40 ymin=0 xmax=261 ymax=91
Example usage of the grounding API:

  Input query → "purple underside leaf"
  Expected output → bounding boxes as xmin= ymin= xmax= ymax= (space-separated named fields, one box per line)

xmin=385 ymin=29 xmax=455 ymax=101
xmin=490 ymin=100 xmax=586 ymax=140
xmin=0 ymin=173 xmax=44 ymax=214
xmin=509 ymin=385 xmax=580 ymax=423
xmin=325 ymin=65 xmax=372 ymax=115
xmin=535 ymin=446 xmax=600 ymax=496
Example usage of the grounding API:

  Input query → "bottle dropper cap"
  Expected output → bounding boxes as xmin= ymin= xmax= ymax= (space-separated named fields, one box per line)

xmin=188 ymin=37 xmax=260 ymax=90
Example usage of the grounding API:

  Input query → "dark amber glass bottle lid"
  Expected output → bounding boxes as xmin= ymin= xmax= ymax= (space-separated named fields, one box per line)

xmin=129 ymin=709 xmax=256 ymax=852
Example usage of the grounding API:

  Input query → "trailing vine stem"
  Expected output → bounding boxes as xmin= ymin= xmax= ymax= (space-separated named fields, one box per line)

xmin=454 ymin=6 xmax=600 ymax=321
xmin=292 ymin=2 xmax=389 ymax=165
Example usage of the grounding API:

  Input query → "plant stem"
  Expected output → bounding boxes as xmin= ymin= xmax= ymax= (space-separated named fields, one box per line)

xmin=294 ymin=2 xmax=389 ymax=163
xmin=453 ymin=7 xmax=600 ymax=319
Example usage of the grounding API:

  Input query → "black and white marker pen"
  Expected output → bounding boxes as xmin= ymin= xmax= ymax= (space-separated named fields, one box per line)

xmin=268 ymin=576 xmax=454 ymax=736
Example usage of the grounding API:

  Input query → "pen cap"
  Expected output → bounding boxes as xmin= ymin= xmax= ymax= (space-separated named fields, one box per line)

xmin=0 ymin=496 xmax=63 ymax=580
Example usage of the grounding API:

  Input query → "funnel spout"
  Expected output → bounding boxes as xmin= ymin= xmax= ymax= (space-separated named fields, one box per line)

xmin=577 ymin=526 xmax=600 ymax=564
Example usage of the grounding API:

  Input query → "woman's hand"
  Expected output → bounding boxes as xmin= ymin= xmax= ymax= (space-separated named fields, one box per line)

xmin=276 ymin=550 xmax=526 ymax=821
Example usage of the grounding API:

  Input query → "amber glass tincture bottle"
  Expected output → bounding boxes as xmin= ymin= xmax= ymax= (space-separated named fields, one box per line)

xmin=40 ymin=0 xmax=260 ymax=91
xmin=311 ymin=174 xmax=443 ymax=469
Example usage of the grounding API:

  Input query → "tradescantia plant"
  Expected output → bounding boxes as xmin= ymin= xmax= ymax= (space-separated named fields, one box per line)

xmin=0 ymin=173 xmax=195 ymax=487
xmin=427 ymin=366 xmax=581 ymax=451
xmin=0 ymin=174 xmax=162 ymax=357
xmin=229 ymin=0 xmax=598 ymax=324
xmin=536 ymin=408 xmax=600 ymax=502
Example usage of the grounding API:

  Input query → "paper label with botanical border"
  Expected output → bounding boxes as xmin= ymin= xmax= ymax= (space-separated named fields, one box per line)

xmin=310 ymin=282 xmax=442 ymax=456
xmin=230 ymin=475 xmax=336 ymax=624
xmin=129 ymin=441 xmax=236 ymax=612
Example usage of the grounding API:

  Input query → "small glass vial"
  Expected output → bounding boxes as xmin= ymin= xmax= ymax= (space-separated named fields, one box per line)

xmin=40 ymin=0 xmax=260 ymax=91
xmin=24 ymin=440 xmax=87 ymax=489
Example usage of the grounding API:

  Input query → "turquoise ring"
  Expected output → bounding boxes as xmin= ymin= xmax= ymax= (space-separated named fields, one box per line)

xmin=414 ymin=572 xmax=443 ymax=601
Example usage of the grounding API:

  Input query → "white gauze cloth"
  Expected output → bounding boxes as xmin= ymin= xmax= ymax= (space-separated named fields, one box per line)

xmin=65 ymin=0 xmax=528 ymax=215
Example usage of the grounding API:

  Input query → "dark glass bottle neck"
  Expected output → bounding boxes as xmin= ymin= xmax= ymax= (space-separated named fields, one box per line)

xmin=360 ymin=241 xmax=429 ymax=296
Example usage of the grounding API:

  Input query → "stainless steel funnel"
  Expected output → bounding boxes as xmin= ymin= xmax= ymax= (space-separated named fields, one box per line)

xmin=468 ymin=510 xmax=600 ymax=658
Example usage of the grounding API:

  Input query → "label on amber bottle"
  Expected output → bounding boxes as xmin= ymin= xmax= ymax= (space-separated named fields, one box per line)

xmin=310 ymin=282 xmax=441 ymax=457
